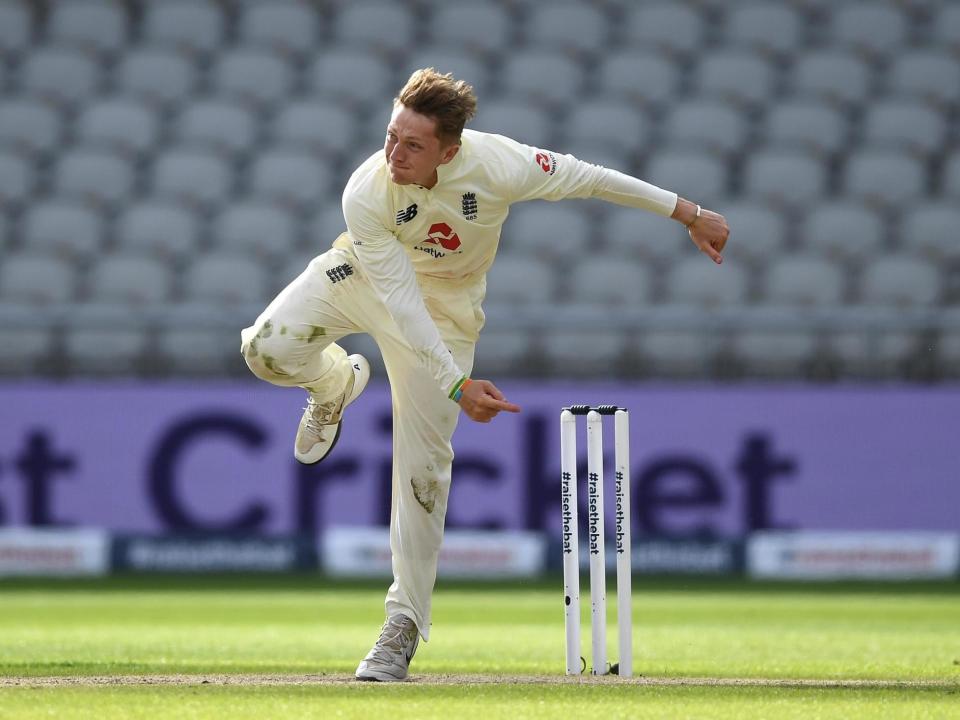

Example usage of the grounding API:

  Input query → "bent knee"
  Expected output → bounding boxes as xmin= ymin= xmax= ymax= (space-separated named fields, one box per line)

xmin=240 ymin=319 xmax=294 ymax=381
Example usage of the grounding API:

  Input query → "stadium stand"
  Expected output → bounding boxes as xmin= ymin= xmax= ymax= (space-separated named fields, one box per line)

xmin=0 ymin=0 xmax=956 ymax=381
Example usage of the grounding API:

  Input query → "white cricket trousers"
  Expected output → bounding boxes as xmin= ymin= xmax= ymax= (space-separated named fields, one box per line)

xmin=240 ymin=238 xmax=485 ymax=641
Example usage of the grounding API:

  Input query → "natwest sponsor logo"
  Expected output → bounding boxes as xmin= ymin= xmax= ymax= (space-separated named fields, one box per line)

xmin=423 ymin=221 xmax=461 ymax=251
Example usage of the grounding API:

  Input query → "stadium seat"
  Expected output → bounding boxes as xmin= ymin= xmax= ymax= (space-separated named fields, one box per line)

xmin=249 ymin=148 xmax=332 ymax=213
xmin=426 ymin=1 xmax=512 ymax=55
xmin=523 ymin=1 xmax=610 ymax=56
xmin=20 ymin=45 xmax=102 ymax=107
xmin=801 ymin=201 xmax=885 ymax=264
xmin=402 ymin=50 xmax=491 ymax=101
xmin=639 ymin=303 xmax=720 ymax=378
xmin=158 ymin=310 xmax=253 ymax=376
xmin=858 ymin=255 xmax=942 ymax=307
xmin=763 ymin=99 xmax=847 ymax=156
xmin=763 ymin=255 xmax=846 ymax=306
xmin=830 ymin=1 xmax=907 ymax=60
xmin=842 ymin=149 xmax=925 ymax=208
xmin=151 ymin=148 xmax=232 ymax=211
xmin=22 ymin=201 xmax=103 ymax=260
xmin=48 ymin=0 xmax=127 ymax=57
xmin=309 ymin=47 xmax=393 ymax=108
xmin=213 ymin=201 xmax=297 ymax=262
xmin=142 ymin=0 xmax=224 ymax=57
xmin=569 ymin=258 xmax=653 ymax=307
xmin=483 ymin=256 xmax=555 ymax=306
xmin=54 ymin=147 xmax=134 ymax=209
xmin=76 ymin=97 xmax=158 ymax=157
xmin=595 ymin=51 xmax=680 ymax=109
xmin=114 ymin=47 xmax=197 ymax=107
xmin=271 ymin=102 xmax=354 ymax=159
xmin=0 ymin=150 xmax=33 ymax=207
xmin=718 ymin=202 xmax=788 ymax=268
xmin=0 ymin=211 xmax=7 ymax=253
xmin=88 ymin=254 xmax=172 ymax=305
xmin=792 ymin=50 xmax=872 ymax=107
xmin=308 ymin=205 xmax=348 ymax=246
xmin=500 ymin=51 xmax=585 ymax=107
xmin=693 ymin=50 xmax=776 ymax=109
xmin=900 ymin=203 xmax=960 ymax=262
xmin=174 ymin=100 xmax=257 ymax=158
xmin=0 ymin=0 xmax=30 ymax=58
xmin=0 ymin=253 xmax=76 ymax=304
xmin=622 ymin=3 xmax=703 ymax=59
xmin=937 ymin=307 xmax=960 ymax=378
xmin=938 ymin=151 xmax=960 ymax=200
xmin=646 ymin=151 xmax=728 ymax=206
xmin=471 ymin=101 xmax=552 ymax=148
xmin=500 ymin=203 xmax=592 ymax=263
xmin=934 ymin=3 xmax=960 ymax=54
xmin=115 ymin=201 xmax=200 ymax=261
xmin=666 ymin=256 xmax=749 ymax=307
xmin=183 ymin=253 xmax=270 ymax=305
xmin=471 ymin=326 xmax=537 ymax=377
xmin=0 ymin=310 xmax=55 ymax=374
xmin=661 ymin=100 xmax=747 ymax=156
xmin=211 ymin=49 xmax=293 ymax=110
xmin=333 ymin=1 xmax=415 ymax=54
xmin=744 ymin=150 xmax=826 ymax=208
xmin=0 ymin=98 xmax=63 ymax=156
xmin=560 ymin=142 xmax=628 ymax=178
xmin=888 ymin=51 xmax=960 ymax=109
xmin=862 ymin=100 xmax=946 ymax=156
xmin=65 ymin=303 xmax=149 ymax=375
xmin=725 ymin=1 xmax=802 ymax=58
xmin=541 ymin=325 xmax=629 ymax=376
xmin=602 ymin=205 xmax=689 ymax=267
xmin=237 ymin=1 xmax=319 ymax=59
xmin=732 ymin=305 xmax=822 ymax=377
xmin=560 ymin=101 xmax=650 ymax=156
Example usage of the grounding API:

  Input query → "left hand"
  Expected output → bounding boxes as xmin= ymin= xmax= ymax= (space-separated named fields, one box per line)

xmin=688 ymin=208 xmax=730 ymax=265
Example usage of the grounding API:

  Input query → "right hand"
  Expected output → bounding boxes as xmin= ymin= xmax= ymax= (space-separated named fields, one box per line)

xmin=458 ymin=379 xmax=521 ymax=423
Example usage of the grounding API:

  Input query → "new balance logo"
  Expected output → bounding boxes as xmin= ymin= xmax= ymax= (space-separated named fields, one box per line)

xmin=461 ymin=192 xmax=478 ymax=220
xmin=326 ymin=263 xmax=354 ymax=283
xmin=396 ymin=203 xmax=418 ymax=225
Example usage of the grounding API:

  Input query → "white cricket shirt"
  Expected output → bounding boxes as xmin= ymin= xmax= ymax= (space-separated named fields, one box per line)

xmin=337 ymin=129 xmax=678 ymax=397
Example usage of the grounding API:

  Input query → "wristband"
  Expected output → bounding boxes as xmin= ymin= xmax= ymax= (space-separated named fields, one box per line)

xmin=685 ymin=204 xmax=702 ymax=227
xmin=453 ymin=378 xmax=472 ymax=403
xmin=449 ymin=376 xmax=469 ymax=402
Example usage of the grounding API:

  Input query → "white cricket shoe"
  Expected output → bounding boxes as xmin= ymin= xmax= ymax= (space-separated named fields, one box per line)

xmin=355 ymin=614 xmax=420 ymax=682
xmin=294 ymin=354 xmax=370 ymax=465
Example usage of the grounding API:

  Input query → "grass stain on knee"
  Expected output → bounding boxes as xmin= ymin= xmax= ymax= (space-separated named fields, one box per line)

xmin=280 ymin=325 xmax=288 ymax=336
xmin=261 ymin=354 xmax=290 ymax=377
xmin=306 ymin=326 xmax=326 ymax=343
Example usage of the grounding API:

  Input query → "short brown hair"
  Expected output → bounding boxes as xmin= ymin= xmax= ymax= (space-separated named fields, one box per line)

xmin=395 ymin=68 xmax=477 ymax=145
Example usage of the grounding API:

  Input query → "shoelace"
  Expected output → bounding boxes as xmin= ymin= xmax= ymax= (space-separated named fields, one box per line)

xmin=302 ymin=396 xmax=341 ymax=434
xmin=367 ymin=617 xmax=416 ymax=665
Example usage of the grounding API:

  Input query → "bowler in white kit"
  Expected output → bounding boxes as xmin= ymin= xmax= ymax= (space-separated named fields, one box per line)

xmin=241 ymin=69 xmax=729 ymax=681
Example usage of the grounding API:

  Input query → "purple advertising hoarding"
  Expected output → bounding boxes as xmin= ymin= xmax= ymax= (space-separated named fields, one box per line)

xmin=0 ymin=382 xmax=957 ymax=536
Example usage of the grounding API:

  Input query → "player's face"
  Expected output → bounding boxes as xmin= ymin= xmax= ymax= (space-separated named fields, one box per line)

xmin=385 ymin=105 xmax=459 ymax=189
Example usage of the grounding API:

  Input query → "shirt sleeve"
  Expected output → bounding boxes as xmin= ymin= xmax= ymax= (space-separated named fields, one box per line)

xmin=342 ymin=187 xmax=466 ymax=397
xmin=492 ymin=134 xmax=678 ymax=216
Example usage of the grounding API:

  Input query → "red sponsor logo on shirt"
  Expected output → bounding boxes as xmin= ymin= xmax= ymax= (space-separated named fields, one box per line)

xmin=534 ymin=151 xmax=557 ymax=175
xmin=423 ymin=222 xmax=461 ymax=251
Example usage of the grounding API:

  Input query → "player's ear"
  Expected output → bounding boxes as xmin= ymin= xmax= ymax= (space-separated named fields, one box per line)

xmin=439 ymin=142 xmax=460 ymax=165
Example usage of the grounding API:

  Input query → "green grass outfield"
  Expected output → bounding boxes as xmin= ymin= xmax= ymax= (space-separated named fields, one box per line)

xmin=0 ymin=575 xmax=957 ymax=719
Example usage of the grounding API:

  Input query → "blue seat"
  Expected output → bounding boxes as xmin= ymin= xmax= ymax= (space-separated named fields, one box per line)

xmin=116 ymin=201 xmax=200 ymax=261
xmin=211 ymin=49 xmax=293 ymax=109
xmin=77 ymin=97 xmax=158 ymax=157
xmin=22 ymin=200 xmax=103 ymax=260
xmin=238 ymin=1 xmax=319 ymax=59
xmin=114 ymin=47 xmax=197 ymax=108
xmin=143 ymin=0 xmax=224 ymax=57
xmin=20 ymin=45 xmax=101 ymax=107
xmin=54 ymin=147 xmax=134 ymax=209
xmin=48 ymin=0 xmax=127 ymax=57
xmin=0 ymin=98 xmax=63 ymax=156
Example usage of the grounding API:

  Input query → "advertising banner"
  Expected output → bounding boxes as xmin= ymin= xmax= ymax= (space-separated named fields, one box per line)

xmin=0 ymin=527 xmax=109 ymax=576
xmin=324 ymin=527 xmax=546 ymax=579
xmin=747 ymin=531 xmax=960 ymax=579
xmin=112 ymin=534 xmax=317 ymax=572
xmin=0 ymin=383 xmax=957 ymax=539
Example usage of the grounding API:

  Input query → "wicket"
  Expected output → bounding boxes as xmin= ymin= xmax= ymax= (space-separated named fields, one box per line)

xmin=560 ymin=405 xmax=632 ymax=677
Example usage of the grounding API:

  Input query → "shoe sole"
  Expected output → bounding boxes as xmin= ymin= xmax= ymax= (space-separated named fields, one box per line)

xmin=295 ymin=354 xmax=369 ymax=466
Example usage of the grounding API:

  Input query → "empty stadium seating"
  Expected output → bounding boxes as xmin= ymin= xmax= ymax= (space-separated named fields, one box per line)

xmin=0 ymin=0 xmax=955 ymax=381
